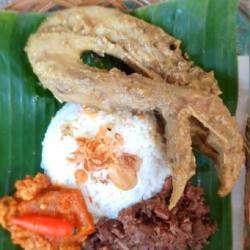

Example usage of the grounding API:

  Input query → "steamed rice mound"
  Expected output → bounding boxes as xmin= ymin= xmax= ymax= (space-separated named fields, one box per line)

xmin=42 ymin=103 xmax=171 ymax=218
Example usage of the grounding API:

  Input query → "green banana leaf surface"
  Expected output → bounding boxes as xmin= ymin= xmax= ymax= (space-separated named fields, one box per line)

xmin=0 ymin=0 xmax=238 ymax=249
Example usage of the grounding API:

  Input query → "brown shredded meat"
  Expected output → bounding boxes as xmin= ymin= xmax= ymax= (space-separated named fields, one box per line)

xmin=84 ymin=178 xmax=217 ymax=250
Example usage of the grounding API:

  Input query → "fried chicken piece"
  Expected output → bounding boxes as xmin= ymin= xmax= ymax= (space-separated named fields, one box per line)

xmin=0 ymin=174 xmax=94 ymax=250
xmin=30 ymin=6 xmax=220 ymax=95
xmin=0 ymin=176 xmax=54 ymax=250
xmin=25 ymin=7 xmax=244 ymax=209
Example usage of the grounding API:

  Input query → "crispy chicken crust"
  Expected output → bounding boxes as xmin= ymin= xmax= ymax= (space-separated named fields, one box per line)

xmin=0 ymin=173 xmax=93 ymax=250
xmin=0 ymin=174 xmax=54 ymax=250
xmin=33 ymin=6 xmax=220 ymax=95
xmin=25 ymin=6 xmax=244 ymax=209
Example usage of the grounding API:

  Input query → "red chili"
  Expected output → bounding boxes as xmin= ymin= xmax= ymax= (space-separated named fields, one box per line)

xmin=12 ymin=215 xmax=75 ymax=238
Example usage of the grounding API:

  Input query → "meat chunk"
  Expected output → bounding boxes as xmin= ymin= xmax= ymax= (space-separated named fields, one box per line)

xmin=0 ymin=173 xmax=94 ymax=250
xmin=84 ymin=178 xmax=217 ymax=250
xmin=26 ymin=6 xmax=244 ymax=209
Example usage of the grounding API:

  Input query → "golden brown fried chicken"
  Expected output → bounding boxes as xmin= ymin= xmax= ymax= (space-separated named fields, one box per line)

xmin=32 ymin=6 xmax=220 ymax=95
xmin=25 ymin=6 xmax=244 ymax=209
xmin=0 ymin=174 xmax=95 ymax=250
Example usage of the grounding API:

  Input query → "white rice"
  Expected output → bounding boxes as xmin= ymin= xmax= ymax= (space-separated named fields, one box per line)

xmin=41 ymin=103 xmax=171 ymax=219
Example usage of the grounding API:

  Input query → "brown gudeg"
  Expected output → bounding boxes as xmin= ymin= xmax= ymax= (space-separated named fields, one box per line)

xmin=84 ymin=178 xmax=217 ymax=250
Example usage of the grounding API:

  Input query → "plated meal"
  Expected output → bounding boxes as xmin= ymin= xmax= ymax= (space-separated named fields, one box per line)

xmin=0 ymin=6 xmax=245 ymax=250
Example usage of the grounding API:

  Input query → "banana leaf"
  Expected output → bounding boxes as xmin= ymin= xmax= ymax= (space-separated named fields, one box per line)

xmin=0 ymin=0 xmax=238 ymax=249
